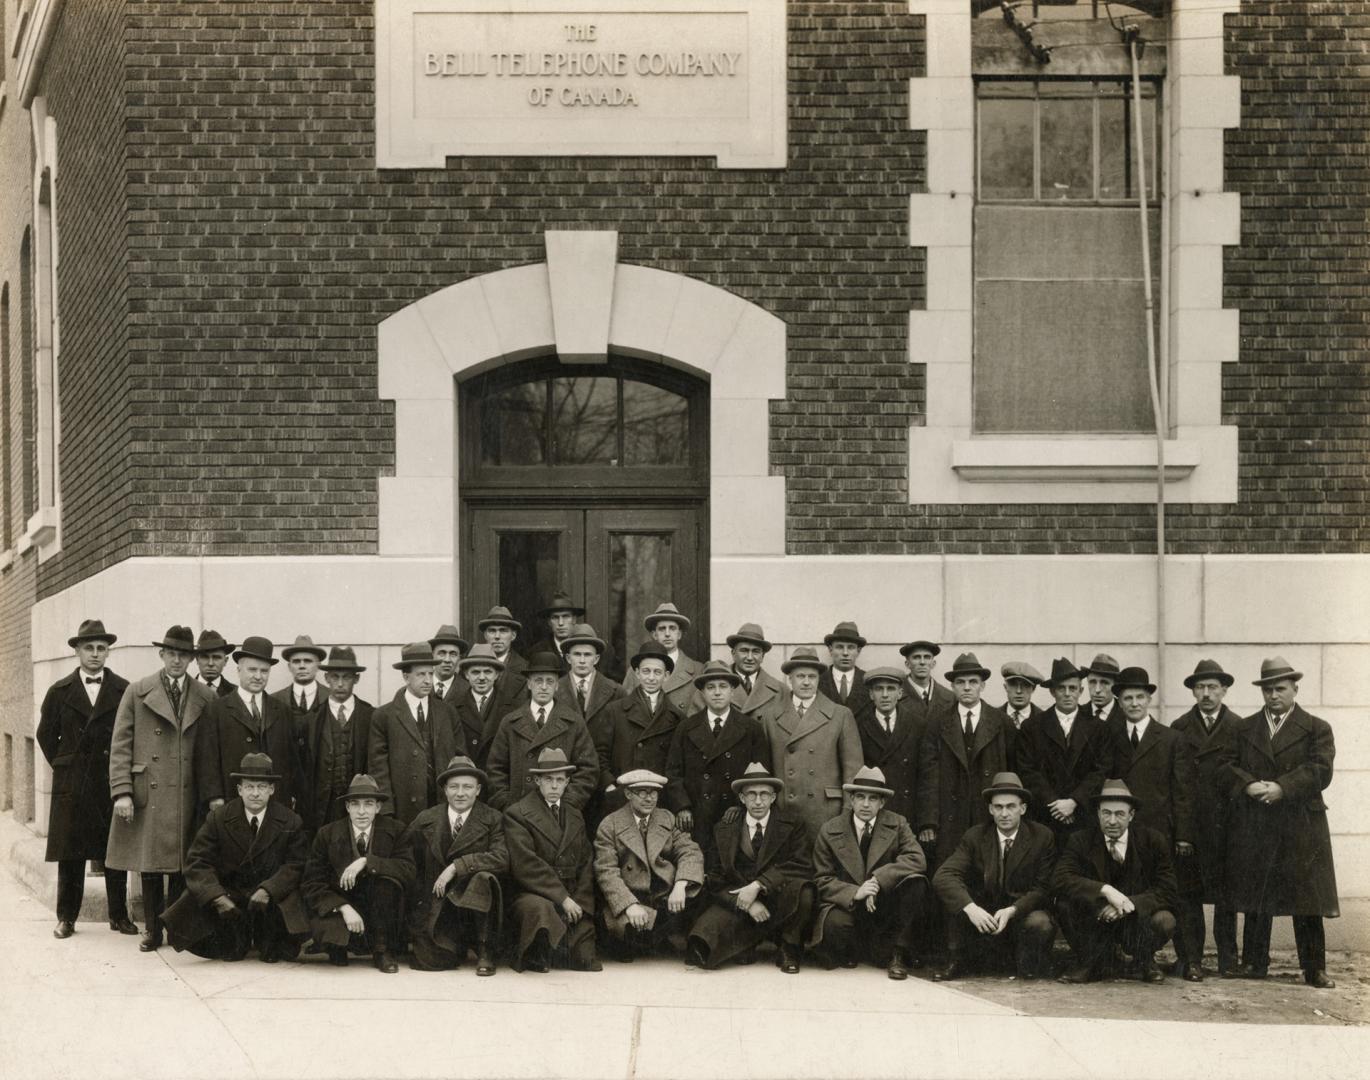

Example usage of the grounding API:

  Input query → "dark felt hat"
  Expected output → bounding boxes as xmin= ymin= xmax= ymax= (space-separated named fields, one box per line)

xmin=1042 ymin=657 xmax=1084 ymax=688
xmin=538 ymin=591 xmax=585 ymax=619
xmin=232 ymin=636 xmax=279 ymax=666
xmin=1252 ymin=656 xmax=1303 ymax=686
xmin=780 ymin=646 xmax=825 ymax=675
xmin=522 ymin=652 xmax=565 ymax=677
xmin=153 ymin=625 xmax=196 ymax=652
xmin=629 ymin=640 xmax=675 ymax=673
xmin=339 ymin=774 xmax=388 ymax=802
xmin=945 ymin=652 xmax=992 ymax=682
xmin=429 ymin=624 xmax=471 ymax=653
xmin=823 ymin=621 xmax=867 ymax=648
xmin=693 ymin=659 xmax=742 ymax=689
xmin=281 ymin=635 xmax=327 ymax=661
xmin=69 ymin=619 xmax=117 ymax=648
xmin=458 ymin=644 xmax=505 ymax=671
xmin=195 ymin=629 xmax=236 ymax=655
xmin=900 ymin=639 xmax=941 ymax=657
xmin=1184 ymin=658 xmax=1234 ymax=689
xmin=393 ymin=642 xmax=438 ymax=671
xmin=1082 ymin=652 xmax=1122 ymax=679
xmin=560 ymin=623 xmax=606 ymax=655
xmin=437 ymin=754 xmax=487 ymax=787
xmin=726 ymin=623 xmax=772 ymax=652
xmin=1114 ymin=667 xmax=1157 ymax=695
xmin=319 ymin=645 xmax=366 ymax=673
xmin=981 ymin=771 xmax=1031 ymax=802
xmin=230 ymin=753 xmax=281 ymax=783
xmin=477 ymin=606 xmax=522 ymax=634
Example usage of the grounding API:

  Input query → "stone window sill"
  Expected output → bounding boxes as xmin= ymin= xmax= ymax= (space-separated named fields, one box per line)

xmin=21 ymin=505 xmax=60 ymax=560
xmin=951 ymin=438 xmax=1200 ymax=484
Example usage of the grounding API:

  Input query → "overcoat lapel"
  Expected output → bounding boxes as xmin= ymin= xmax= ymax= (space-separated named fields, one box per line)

xmin=940 ymin=713 xmax=969 ymax=769
xmin=828 ymin=822 xmax=867 ymax=884
xmin=786 ymin=697 xmax=833 ymax=746
xmin=1132 ymin=721 xmax=1163 ymax=762
xmin=1270 ymin=706 xmax=1310 ymax=756
xmin=864 ymin=815 xmax=898 ymax=872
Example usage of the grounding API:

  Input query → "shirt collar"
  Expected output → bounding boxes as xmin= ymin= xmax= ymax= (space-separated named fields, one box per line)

xmin=1110 ymin=830 xmax=1130 ymax=853
xmin=747 ymin=811 xmax=771 ymax=832
xmin=245 ymin=806 xmax=263 ymax=825
xmin=331 ymin=694 xmax=355 ymax=715
xmin=404 ymin=689 xmax=427 ymax=712
xmin=1128 ymin=715 xmax=1152 ymax=736
xmin=792 ymin=693 xmax=816 ymax=712
xmin=447 ymin=805 xmax=467 ymax=829
xmin=236 ymin=686 xmax=260 ymax=710
xmin=997 ymin=827 xmax=1019 ymax=845
xmin=295 ymin=681 xmax=317 ymax=701
xmin=708 ymin=707 xmax=730 ymax=723
xmin=853 ymin=812 xmax=875 ymax=834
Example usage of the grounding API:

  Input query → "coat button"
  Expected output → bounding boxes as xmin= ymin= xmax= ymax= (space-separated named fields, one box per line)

xmin=152 ymin=755 xmax=159 ymax=762
xmin=151 ymin=782 xmax=158 ymax=789
xmin=155 ymin=729 xmax=162 ymax=736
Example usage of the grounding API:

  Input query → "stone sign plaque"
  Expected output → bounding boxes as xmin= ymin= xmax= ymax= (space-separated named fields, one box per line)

xmin=376 ymin=0 xmax=787 ymax=168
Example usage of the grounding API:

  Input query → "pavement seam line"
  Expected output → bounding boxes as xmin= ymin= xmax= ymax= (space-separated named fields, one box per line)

xmin=626 ymin=1004 xmax=643 ymax=1079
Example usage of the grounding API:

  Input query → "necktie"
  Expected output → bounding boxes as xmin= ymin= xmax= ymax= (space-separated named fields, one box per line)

xmin=742 ymin=674 xmax=753 ymax=696
xmin=167 ymin=678 xmax=182 ymax=717
xmin=752 ymin=821 xmax=764 ymax=851
xmin=963 ymin=710 xmax=974 ymax=747
xmin=1013 ymin=710 xmax=1023 ymax=727
xmin=880 ymin=712 xmax=893 ymax=735
xmin=796 ymin=700 xmax=807 ymax=721
xmin=435 ymin=682 xmax=445 ymax=699
xmin=638 ymin=816 xmax=649 ymax=843
xmin=417 ymin=701 xmax=427 ymax=738
xmin=203 ymin=675 xmax=214 ymax=685
xmin=337 ymin=703 xmax=348 ymax=726
xmin=711 ymin=716 xmax=722 ymax=737
xmin=250 ymin=695 xmax=263 ymax=737
xmin=357 ymin=832 xmax=368 ymax=855
xmin=550 ymin=801 xmax=561 ymax=826
xmin=839 ymin=674 xmax=849 ymax=701
xmin=577 ymin=678 xmax=588 ymax=714
xmin=1202 ymin=713 xmax=1215 ymax=733
xmin=297 ymin=689 xmax=308 ymax=712
xmin=859 ymin=821 xmax=872 ymax=859
xmin=1108 ymin=838 xmax=1123 ymax=864
xmin=536 ymin=706 xmax=547 ymax=728
xmin=250 ymin=816 xmax=259 ymax=838
xmin=1000 ymin=836 xmax=1013 ymax=888
xmin=475 ymin=693 xmax=486 ymax=716
xmin=451 ymin=815 xmax=464 ymax=840
xmin=1130 ymin=725 xmax=1140 ymax=750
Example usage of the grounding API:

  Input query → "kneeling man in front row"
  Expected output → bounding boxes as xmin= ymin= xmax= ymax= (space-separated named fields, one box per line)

xmin=301 ymin=774 xmax=416 ymax=973
xmin=407 ymin=755 xmax=508 ymax=975
xmin=1053 ymin=779 xmax=1179 ymax=984
xmin=931 ymin=771 xmax=1057 ymax=981
xmin=163 ymin=753 xmax=309 ymax=962
xmin=594 ymin=769 xmax=705 ymax=960
xmin=688 ymin=762 xmax=814 ymax=973
xmin=811 ymin=766 xmax=929 ymax=980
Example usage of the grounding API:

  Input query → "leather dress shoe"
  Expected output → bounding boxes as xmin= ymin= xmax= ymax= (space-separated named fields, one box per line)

xmin=1240 ymin=963 xmax=1269 ymax=980
xmin=887 ymin=954 xmax=910 ymax=981
xmin=53 ymin=920 xmax=75 ymax=939
xmin=109 ymin=916 xmax=140 ymax=935
xmin=327 ymin=947 xmax=349 ymax=967
xmin=523 ymin=957 xmax=551 ymax=973
xmin=138 ymin=931 xmax=163 ymax=953
xmin=840 ymin=957 xmax=859 ymax=969
xmin=933 ymin=961 xmax=967 ymax=982
xmin=475 ymin=952 xmax=496 ymax=977
xmin=1305 ymin=970 xmax=1335 ymax=989
xmin=575 ymin=958 xmax=603 ymax=972
xmin=1058 ymin=965 xmax=1096 ymax=985
xmin=374 ymin=951 xmax=399 ymax=974
xmin=1141 ymin=965 xmax=1165 ymax=984
xmin=1182 ymin=965 xmax=1204 ymax=982
xmin=778 ymin=949 xmax=801 ymax=975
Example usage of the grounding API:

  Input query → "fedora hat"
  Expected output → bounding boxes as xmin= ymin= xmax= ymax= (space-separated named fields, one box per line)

xmin=863 ymin=665 xmax=904 ymax=687
xmin=1001 ymin=661 xmax=1044 ymax=686
xmin=393 ymin=642 xmax=438 ymax=670
xmin=981 ymin=771 xmax=1031 ymax=802
xmin=230 ymin=752 xmax=282 ymax=783
xmin=1113 ymin=667 xmax=1157 ymax=695
xmin=1092 ymin=778 xmax=1141 ymax=807
xmin=1252 ymin=656 xmax=1303 ymax=686
xmin=428 ymin=624 xmax=470 ymax=652
xmin=339 ymin=774 xmax=389 ymax=802
xmin=945 ymin=652 xmax=991 ymax=682
xmin=899 ymin=639 xmax=941 ymax=657
xmin=437 ymin=754 xmax=487 ymax=787
xmin=195 ymin=629 xmax=236 ymax=655
xmin=528 ymin=747 xmax=576 ymax=774
xmin=458 ymin=643 xmax=506 ymax=671
xmin=522 ymin=651 xmax=565 ymax=677
xmin=153 ymin=625 xmax=196 ymax=652
xmin=617 ymin=768 xmax=668 ymax=791
xmin=730 ymin=761 xmax=784 ymax=794
xmin=319 ymin=645 xmax=366 ymax=673
xmin=693 ymin=659 xmax=742 ymax=689
xmin=842 ymin=766 xmax=894 ymax=798
xmin=725 ymin=623 xmax=772 ymax=652
xmin=232 ymin=635 xmax=279 ymax=666
xmin=1082 ymin=652 xmax=1122 ymax=679
xmin=477 ymin=606 xmax=522 ymax=634
xmin=68 ymin=619 xmax=117 ymax=648
xmin=644 ymin=602 xmax=691 ymax=632
xmin=560 ymin=623 xmax=606 ymax=655
xmin=281 ymin=634 xmax=326 ymax=661
xmin=1042 ymin=657 xmax=1083 ymax=688
xmin=538 ymin=591 xmax=585 ymax=619
xmin=1184 ymin=658 xmax=1234 ymax=689
xmin=781 ymin=646 xmax=825 ymax=675
xmin=629 ymin=640 xmax=675 ymax=673
xmin=823 ymin=621 xmax=867 ymax=649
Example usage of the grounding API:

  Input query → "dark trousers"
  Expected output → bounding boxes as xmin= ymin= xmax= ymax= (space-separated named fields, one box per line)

xmin=1242 ymin=913 xmax=1326 ymax=974
xmin=602 ymin=894 xmax=701 ymax=954
xmin=1177 ymin=900 xmax=1238 ymax=970
xmin=189 ymin=903 xmax=298 ymax=962
xmin=140 ymin=873 xmax=186 ymax=937
xmin=816 ymin=877 xmax=928 ymax=967
xmin=1061 ymin=901 xmax=1176 ymax=974
xmin=56 ymin=860 xmax=129 ymax=922
xmin=947 ymin=907 xmax=1057 ymax=976
xmin=347 ymin=876 xmax=406 ymax=954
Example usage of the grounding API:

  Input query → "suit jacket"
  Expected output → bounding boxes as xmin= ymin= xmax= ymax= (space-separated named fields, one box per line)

xmin=854 ymin=698 xmax=926 ymax=824
xmin=1103 ymin=716 xmax=1195 ymax=846
xmin=38 ymin=667 xmax=129 ymax=861
xmin=300 ymin=814 xmax=416 ymax=917
xmin=1016 ymin=707 xmax=1108 ymax=839
xmin=730 ymin=667 xmax=784 ymax=715
xmin=762 ymin=693 xmax=863 ymax=837
xmin=165 ymin=797 xmax=310 ymax=944
xmin=199 ymin=676 xmax=236 ymax=697
xmin=367 ymin=695 xmax=464 ymax=824
xmin=1000 ymin=701 xmax=1046 ymax=732
xmin=106 ymin=673 xmax=214 ymax=874
xmin=1052 ymin=823 xmax=1178 ymax=923
xmin=932 ymin=818 xmax=1056 ymax=916
xmin=303 ymin=696 xmax=375 ymax=831
xmin=901 ymin=679 xmax=956 ymax=719
xmin=1170 ymin=704 xmax=1240 ymax=899
xmin=820 ymin=665 xmax=870 ymax=718
xmin=503 ymin=791 xmax=595 ymax=911
xmin=485 ymin=701 xmax=598 ymax=811
xmin=1220 ymin=706 xmax=1339 ymax=917
xmin=594 ymin=689 xmax=686 ymax=811
xmin=915 ymin=703 xmax=1015 ymax=858
xmin=813 ymin=809 xmax=926 ymax=911
xmin=623 ymin=651 xmax=705 ymax=713
xmin=194 ymin=691 xmax=302 ymax=812
xmin=666 ymin=709 xmax=773 ymax=847
xmin=593 ymin=805 xmax=704 ymax=916
xmin=556 ymin=671 xmax=625 ymax=730
xmin=407 ymin=799 xmax=508 ymax=935
xmin=706 ymin=807 xmax=813 ymax=909
xmin=450 ymin=686 xmax=504 ymax=771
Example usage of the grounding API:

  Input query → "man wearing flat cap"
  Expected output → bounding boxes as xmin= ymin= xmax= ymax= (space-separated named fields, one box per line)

xmin=196 ymin=636 xmax=302 ymax=818
xmin=556 ymin=622 xmax=625 ymax=731
xmin=162 ymin=753 xmax=309 ymax=962
xmin=1081 ymin=653 xmax=1122 ymax=725
xmin=687 ymin=762 xmax=814 ymax=973
xmin=428 ymin=624 xmax=470 ymax=706
xmin=304 ymin=646 xmax=375 ymax=833
xmin=39 ymin=619 xmax=134 ymax=939
xmin=503 ymin=748 xmax=601 ymax=972
xmin=450 ymin=645 xmax=511 ymax=771
xmin=932 ymin=772 xmax=1057 ymax=981
xmin=194 ymin=630 xmax=237 ymax=697
xmin=999 ymin=662 xmax=1045 ymax=732
xmin=1016 ymin=658 xmax=1109 ymax=848
xmin=1220 ymin=657 xmax=1339 ymax=988
xmin=107 ymin=624 xmax=215 ymax=952
xmin=301 ymin=774 xmax=415 ymax=972
xmin=407 ymin=756 xmax=507 ymax=974
xmin=811 ymin=766 xmax=929 ymax=979
xmin=725 ymin=623 xmax=784 ymax=715
xmin=818 ymin=622 xmax=871 ymax=718
xmin=622 ymin=603 xmax=704 ymax=712
xmin=1053 ymin=779 xmax=1179 ymax=984
xmin=759 ymin=647 xmax=863 ymax=838
xmin=595 ymin=642 xmax=687 ymax=823
xmin=593 ymin=769 xmax=705 ymax=959
xmin=1170 ymin=659 xmax=1241 ymax=980
xmin=666 ymin=660 xmax=773 ymax=849
xmin=368 ymin=643 xmax=465 ymax=825
xmin=900 ymin=640 xmax=955 ymax=720
xmin=487 ymin=652 xmax=598 ymax=813
xmin=855 ymin=667 xmax=925 ymax=825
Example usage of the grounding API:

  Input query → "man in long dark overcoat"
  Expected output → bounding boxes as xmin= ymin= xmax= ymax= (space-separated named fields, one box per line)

xmin=594 ymin=642 xmax=687 ymax=822
xmin=1221 ymin=657 xmax=1339 ymax=989
xmin=407 ymin=756 xmax=507 ymax=974
xmin=854 ymin=667 xmax=925 ymax=824
xmin=38 ymin=619 xmax=134 ymax=938
xmin=687 ymin=763 xmax=813 ymax=972
xmin=449 ymin=645 xmax=510 ymax=770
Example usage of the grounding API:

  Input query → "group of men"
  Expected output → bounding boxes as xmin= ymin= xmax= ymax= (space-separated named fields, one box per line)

xmin=36 ymin=597 xmax=1340 ymax=988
